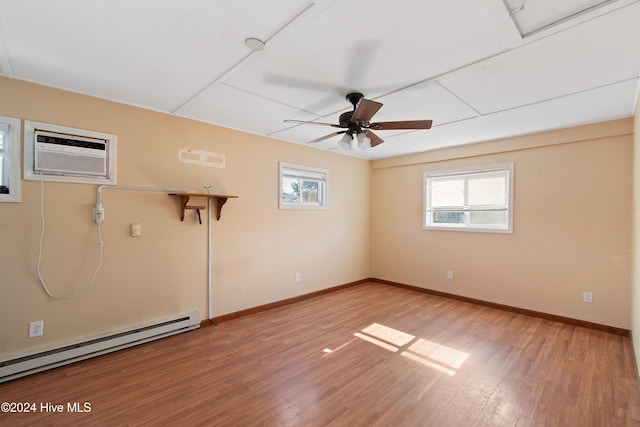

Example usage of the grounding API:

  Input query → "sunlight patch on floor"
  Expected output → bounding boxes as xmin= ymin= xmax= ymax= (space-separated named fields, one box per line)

xmin=404 ymin=338 xmax=469 ymax=369
xmin=349 ymin=323 xmax=469 ymax=376
xmin=401 ymin=351 xmax=457 ymax=376
xmin=353 ymin=332 xmax=399 ymax=352
xmin=361 ymin=323 xmax=416 ymax=347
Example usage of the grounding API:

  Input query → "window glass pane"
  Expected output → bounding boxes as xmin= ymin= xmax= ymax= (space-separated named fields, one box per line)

xmin=301 ymin=180 xmax=318 ymax=203
xmin=0 ymin=117 xmax=20 ymax=202
xmin=432 ymin=211 xmax=465 ymax=224
xmin=430 ymin=178 xmax=464 ymax=207
xmin=281 ymin=177 xmax=301 ymax=204
xmin=469 ymin=210 xmax=507 ymax=226
xmin=468 ymin=172 xmax=507 ymax=207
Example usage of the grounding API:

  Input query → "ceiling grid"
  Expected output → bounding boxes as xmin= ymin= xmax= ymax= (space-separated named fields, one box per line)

xmin=0 ymin=0 xmax=637 ymax=159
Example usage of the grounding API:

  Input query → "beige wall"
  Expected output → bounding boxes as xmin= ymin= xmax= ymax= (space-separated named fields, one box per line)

xmin=632 ymin=93 xmax=640 ymax=371
xmin=0 ymin=77 xmax=371 ymax=357
xmin=372 ymin=119 xmax=633 ymax=329
xmin=1 ymin=74 xmax=634 ymax=361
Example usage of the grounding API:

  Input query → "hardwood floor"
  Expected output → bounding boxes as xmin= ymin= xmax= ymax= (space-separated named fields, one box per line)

xmin=1 ymin=282 xmax=640 ymax=426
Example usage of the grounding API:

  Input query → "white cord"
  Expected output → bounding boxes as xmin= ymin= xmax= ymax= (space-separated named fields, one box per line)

xmin=36 ymin=174 xmax=104 ymax=299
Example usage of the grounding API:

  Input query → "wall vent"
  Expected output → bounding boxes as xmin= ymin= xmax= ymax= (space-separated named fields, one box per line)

xmin=24 ymin=120 xmax=117 ymax=185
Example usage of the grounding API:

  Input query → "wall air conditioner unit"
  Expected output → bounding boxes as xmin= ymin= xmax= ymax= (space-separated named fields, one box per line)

xmin=24 ymin=120 xmax=117 ymax=185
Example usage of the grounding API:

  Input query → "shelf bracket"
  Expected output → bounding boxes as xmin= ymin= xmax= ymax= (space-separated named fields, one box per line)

xmin=215 ymin=197 xmax=228 ymax=221
xmin=169 ymin=193 xmax=238 ymax=223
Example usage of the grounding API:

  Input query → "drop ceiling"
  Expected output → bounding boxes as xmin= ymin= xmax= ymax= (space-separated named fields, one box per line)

xmin=0 ymin=0 xmax=638 ymax=160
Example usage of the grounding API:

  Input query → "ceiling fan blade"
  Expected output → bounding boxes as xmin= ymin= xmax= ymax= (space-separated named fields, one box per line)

xmin=284 ymin=119 xmax=345 ymax=128
xmin=370 ymin=120 xmax=433 ymax=130
xmin=351 ymin=99 xmax=383 ymax=122
xmin=307 ymin=131 xmax=347 ymax=144
xmin=365 ymin=129 xmax=384 ymax=147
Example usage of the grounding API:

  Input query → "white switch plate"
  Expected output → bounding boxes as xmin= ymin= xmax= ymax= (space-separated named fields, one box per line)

xmin=447 ymin=271 xmax=453 ymax=280
xmin=131 ymin=223 xmax=142 ymax=237
xmin=583 ymin=291 xmax=593 ymax=303
xmin=295 ymin=272 xmax=301 ymax=282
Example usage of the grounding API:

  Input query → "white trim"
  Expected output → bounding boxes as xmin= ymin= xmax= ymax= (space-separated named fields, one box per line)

xmin=633 ymin=77 xmax=640 ymax=116
xmin=0 ymin=115 xmax=21 ymax=202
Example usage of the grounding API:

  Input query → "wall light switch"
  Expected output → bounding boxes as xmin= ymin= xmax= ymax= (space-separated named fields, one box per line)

xmin=131 ymin=224 xmax=142 ymax=237
xmin=583 ymin=291 xmax=593 ymax=303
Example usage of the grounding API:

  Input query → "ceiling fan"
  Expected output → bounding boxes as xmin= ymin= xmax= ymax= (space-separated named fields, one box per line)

xmin=284 ymin=92 xmax=433 ymax=150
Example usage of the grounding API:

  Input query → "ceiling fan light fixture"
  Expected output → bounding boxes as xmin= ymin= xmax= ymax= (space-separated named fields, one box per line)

xmin=338 ymin=133 xmax=353 ymax=150
xmin=283 ymin=93 xmax=433 ymax=150
xmin=356 ymin=132 xmax=371 ymax=150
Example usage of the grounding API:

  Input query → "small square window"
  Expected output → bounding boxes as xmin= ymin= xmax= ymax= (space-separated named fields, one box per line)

xmin=279 ymin=162 xmax=327 ymax=209
xmin=424 ymin=163 xmax=513 ymax=233
xmin=0 ymin=115 xmax=21 ymax=203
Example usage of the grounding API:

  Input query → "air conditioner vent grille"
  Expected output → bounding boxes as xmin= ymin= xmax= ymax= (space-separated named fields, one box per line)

xmin=35 ymin=151 xmax=106 ymax=176
xmin=36 ymin=134 xmax=106 ymax=151
xmin=24 ymin=121 xmax=117 ymax=185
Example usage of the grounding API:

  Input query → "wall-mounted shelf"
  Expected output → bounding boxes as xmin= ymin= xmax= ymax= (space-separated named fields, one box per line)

xmin=169 ymin=193 xmax=238 ymax=222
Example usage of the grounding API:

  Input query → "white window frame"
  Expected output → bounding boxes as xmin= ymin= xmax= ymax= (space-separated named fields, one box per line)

xmin=0 ymin=115 xmax=21 ymax=202
xmin=424 ymin=162 xmax=513 ymax=233
xmin=279 ymin=162 xmax=328 ymax=209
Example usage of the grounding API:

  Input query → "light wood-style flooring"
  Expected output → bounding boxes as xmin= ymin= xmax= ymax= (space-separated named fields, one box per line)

xmin=1 ymin=282 xmax=640 ymax=426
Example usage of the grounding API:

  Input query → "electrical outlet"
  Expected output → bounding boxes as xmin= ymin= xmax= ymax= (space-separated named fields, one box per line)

xmin=295 ymin=272 xmax=301 ymax=282
xmin=447 ymin=271 xmax=453 ymax=280
xmin=29 ymin=320 xmax=44 ymax=338
xmin=583 ymin=291 xmax=593 ymax=303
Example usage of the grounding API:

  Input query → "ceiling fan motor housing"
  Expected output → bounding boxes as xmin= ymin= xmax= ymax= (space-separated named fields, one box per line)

xmin=341 ymin=92 xmax=367 ymax=131
xmin=345 ymin=92 xmax=365 ymax=108
xmin=339 ymin=111 xmax=354 ymax=127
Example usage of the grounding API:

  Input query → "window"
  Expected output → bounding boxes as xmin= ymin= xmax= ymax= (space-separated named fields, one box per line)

xmin=424 ymin=163 xmax=513 ymax=233
xmin=0 ymin=115 xmax=21 ymax=202
xmin=279 ymin=162 xmax=327 ymax=209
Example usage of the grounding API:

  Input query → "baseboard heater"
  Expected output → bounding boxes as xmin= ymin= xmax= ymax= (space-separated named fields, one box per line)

xmin=0 ymin=312 xmax=200 ymax=383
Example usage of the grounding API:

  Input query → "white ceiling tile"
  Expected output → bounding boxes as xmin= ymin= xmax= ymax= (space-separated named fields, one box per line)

xmin=270 ymin=121 xmax=342 ymax=145
xmin=178 ymin=83 xmax=320 ymax=136
xmin=367 ymin=77 xmax=638 ymax=160
xmin=439 ymin=2 xmax=640 ymax=115
xmin=0 ymin=0 xmax=314 ymax=111
xmin=225 ymin=0 xmax=512 ymax=116
xmin=505 ymin=0 xmax=610 ymax=35
xmin=519 ymin=0 xmax=640 ymax=41
xmin=373 ymin=82 xmax=479 ymax=126
xmin=478 ymin=0 xmax=524 ymax=49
